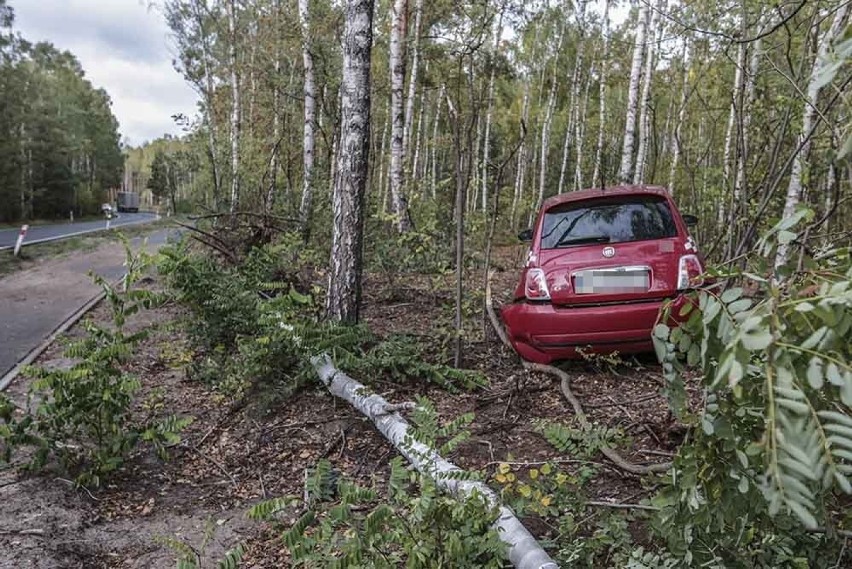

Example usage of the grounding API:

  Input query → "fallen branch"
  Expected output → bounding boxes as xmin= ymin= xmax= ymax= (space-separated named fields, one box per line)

xmin=313 ymin=355 xmax=558 ymax=569
xmin=485 ymin=272 xmax=672 ymax=476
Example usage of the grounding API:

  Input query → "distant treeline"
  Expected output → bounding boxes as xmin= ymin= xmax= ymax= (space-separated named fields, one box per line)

xmin=0 ymin=0 xmax=123 ymax=223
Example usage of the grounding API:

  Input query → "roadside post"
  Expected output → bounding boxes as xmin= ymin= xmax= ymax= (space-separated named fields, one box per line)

xmin=13 ymin=225 xmax=28 ymax=257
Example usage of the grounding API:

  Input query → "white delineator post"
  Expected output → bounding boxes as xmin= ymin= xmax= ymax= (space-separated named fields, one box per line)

xmin=13 ymin=225 xmax=28 ymax=257
xmin=313 ymin=354 xmax=559 ymax=569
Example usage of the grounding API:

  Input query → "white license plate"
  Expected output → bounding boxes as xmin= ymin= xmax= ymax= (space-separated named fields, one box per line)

xmin=574 ymin=269 xmax=649 ymax=294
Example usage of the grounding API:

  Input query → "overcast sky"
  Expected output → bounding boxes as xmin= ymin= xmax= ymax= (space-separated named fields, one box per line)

xmin=12 ymin=0 xmax=198 ymax=147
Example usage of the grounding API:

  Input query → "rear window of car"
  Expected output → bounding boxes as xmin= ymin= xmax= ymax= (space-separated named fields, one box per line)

xmin=539 ymin=196 xmax=677 ymax=249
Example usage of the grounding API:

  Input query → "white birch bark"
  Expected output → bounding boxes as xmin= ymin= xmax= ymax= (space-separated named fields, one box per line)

xmin=718 ymin=41 xmax=746 ymax=226
xmin=481 ymin=10 xmax=504 ymax=212
xmin=402 ymin=0 xmax=423 ymax=162
xmin=313 ymin=354 xmax=559 ymax=569
xmin=267 ymin=14 xmax=282 ymax=210
xmin=574 ymin=61 xmax=594 ymax=191
xmin=633 ymin=4 xmax=663 ymax=185
xmin=227 ymin=0 xmax=241 ymax=213
xmin=511 ymin=80 xmax=531 ymax=225
xmin=430 ymin=85 xmax=445 ymax=200
xmin=535 ymin=25 xmax=564 ymax=210
xmin=411 ymin=86 xmax=426 ymax=188
xmin=193 ymin=0 xmax=221 ymax=208
xmin=618 ymin=3 xmax=648 ymax=184
xmin=378 ymin=99 xmax=390 ymax=212
xmin=591 ymin=0 xmax=610 ymax=188
xmin=298 ymin=0 xmax=317 ymax=236
xmin=733 ymin=36 xmax=760 ymax=205
xmin=775 ymin=3 xmax=850 ymax=270
xmin=389 ymin=0 xmax=411 ymax=232
xmin=327 ymin=0 xmax=373 ymax=323
xmin=667 ymin=40 xmax=690 ymax=193
xmin=557 ymin=1 xmax=587 ymax=195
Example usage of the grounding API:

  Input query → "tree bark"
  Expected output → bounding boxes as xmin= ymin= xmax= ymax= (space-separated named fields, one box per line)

xmin=557 ymin=1 xmax=586 ymax=195
xmin=298 ymin=0 xmax=317 ymax=239
xmin=403 ymin=0 xmax=423 ymax=165
xmin=227 ymin=0 xmax=241 ymax=213
xmin=574 ymin=60 xmax=594 ymax=191
xmin=312 ymin=355 xmax=559 ymax=569
xmin=618 ymin=3 xmax=648 ymax=184
xmin=327 ymin=0 xmax=374 ymax=324
xmin=389 ymin=0 xmax=411 ymax=232
xmin=193 ymin=0 xmax=222 ymax=209
xmin=667 ymin=40 xmax=690 ymax=193
xmin=633 ymin=3 xmax=663 ymax=185
xmin=535 ymin=25 xmax=564 ymax=211
xmin=775 ymin=3 xmax=849 ymax=270
xmin=591 ymin=0 xmax=610 ymax=189
xmin=481 ymin=9 xmax=504 ymax=212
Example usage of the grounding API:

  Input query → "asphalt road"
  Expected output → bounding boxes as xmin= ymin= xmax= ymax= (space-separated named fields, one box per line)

xmin=0 ymin=212 xmax=159 ymax=250
xmin=0 ymin=228 xmax=179 ymax=380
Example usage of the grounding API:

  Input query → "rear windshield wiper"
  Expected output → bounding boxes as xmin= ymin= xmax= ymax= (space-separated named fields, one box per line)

xmin=555 ymin=235 xmax=611 ymax=247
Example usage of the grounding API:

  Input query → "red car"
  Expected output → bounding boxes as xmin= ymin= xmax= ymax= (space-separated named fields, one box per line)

xmin=501 ymin=185 xmax=703 ymax=364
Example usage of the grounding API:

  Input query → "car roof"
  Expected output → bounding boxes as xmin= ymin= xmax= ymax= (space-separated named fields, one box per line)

xmin=541 ymin=185 xmax=671 ymax=210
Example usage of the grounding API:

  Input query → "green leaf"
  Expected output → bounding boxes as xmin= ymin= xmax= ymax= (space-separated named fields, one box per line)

xmin=778 ymin=230 xmax=797 ymax=245
xmin=727 ymin=298 xmax=752 ymax=314
xmin=653 ymin=324 xmax=670 ymax=340
xmin=826 ymin=363 xmax=843 ymax=386
xmin=806 ymin=358 xmax=824 ymax=390
xmin=721 ymin=287 xmax=743 ymax=304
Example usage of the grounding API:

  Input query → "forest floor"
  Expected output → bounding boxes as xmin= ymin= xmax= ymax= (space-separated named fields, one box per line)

xmin=0 ymin=246 xmax=686 ymax=568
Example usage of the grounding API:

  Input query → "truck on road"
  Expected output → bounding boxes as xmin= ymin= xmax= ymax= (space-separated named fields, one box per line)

xmin=116 ymin=191 xmax=140 ymax=213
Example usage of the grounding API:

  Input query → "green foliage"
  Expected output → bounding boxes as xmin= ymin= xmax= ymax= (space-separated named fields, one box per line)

xmin=0 ymin=239 xmax=191 ymax=486
xmin=651 ymin=210 xmax=852 ymax=565
xmin=0 ymin=20 xmax=122 ymax=222
xmin=538 ymin=420 xmax=627 ymax=460
xmin=158 ymin=518 xmax=245 ymax=569
xmin=258 ymin=457 xmax=505 ymax=568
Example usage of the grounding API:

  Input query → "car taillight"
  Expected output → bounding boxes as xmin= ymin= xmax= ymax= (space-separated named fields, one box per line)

xmin=677 ymin=254 xmax=704 ymax=290
xmin=525 ymin=268 xmax=551 ymax=300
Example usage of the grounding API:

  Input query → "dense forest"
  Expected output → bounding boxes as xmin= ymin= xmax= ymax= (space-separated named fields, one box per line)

xmin=0 ymin=0 xmax=124 ymax=223
xmin=1 ymin=0 xmax=852 ymax=566
xmin=158 ymin=0 xmax=851 ymax=265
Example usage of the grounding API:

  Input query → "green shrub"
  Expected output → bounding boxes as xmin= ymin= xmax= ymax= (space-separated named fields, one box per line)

xmin=0 ymin=239 xmax=191 ymax=486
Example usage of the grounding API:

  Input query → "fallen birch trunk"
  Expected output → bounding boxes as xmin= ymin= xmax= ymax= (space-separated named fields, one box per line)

xmin=312 ymin=354 xmax=558 ymax=569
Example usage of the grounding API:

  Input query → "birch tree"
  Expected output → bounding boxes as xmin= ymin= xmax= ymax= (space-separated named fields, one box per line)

xmin=618 ymin=3 xmax=648 ymax=184
xmin=389 ymin=0 xmax=412 ymax=232
xmin=298 ymin=0 xmax=317 ymax=238
xmin=591 ymin=0 xmax=610 ymax=188
xmin=775 ymin=3 xmax=850 ymax=270
xmin=227 ymin=0 xmax=241 ymax=213
xmin=633 ymin=3 xmax=662 ymax=185
xmin=535 ymin=23 xmax=564 ymax=212
xmin=327 ymin=0 xmax=374 ymax=323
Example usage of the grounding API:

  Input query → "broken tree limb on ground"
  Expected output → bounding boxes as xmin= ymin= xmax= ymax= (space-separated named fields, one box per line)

xmin=484 ymin=271 xmax=672 ymax=475
xmin=312 ymin=354 xmax=559 ymax=569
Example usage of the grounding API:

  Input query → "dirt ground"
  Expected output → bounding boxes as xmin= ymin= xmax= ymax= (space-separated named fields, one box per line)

xmin=0 ymin=246 xmax=684 ymax=568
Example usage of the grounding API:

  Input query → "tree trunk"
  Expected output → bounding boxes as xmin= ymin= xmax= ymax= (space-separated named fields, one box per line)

xmin=378 ymin=99 xmax=390 ymax=212
xmin=327 ymin=0 xmax=374 ymax=324
xmin=719 ymin=41 xmax=746 ymax=226
xmin=389 ymin=0 xmax=411 ymax=232
xmin=481 ymin=9 xmax=504 ymax=212
xmin=535 ymin=25 xmax=564 ymax=211
xmin=403 ymin=0 xmax=423 ymax=165
xmin=511 ymin=80 xmax=531 ymax=226
xmin=574 ymin=60 xmax=593 ymax=191
xmin=633 ymin=3 xmax=662 ymax=185
xmin=298 ymin=0 xmax=317 ymax=239
xmin=430 ymin=85 xmax=445 ymax=200
xmin=267 ymin=0 xmax=283 ymax=210
xmin=557 ymin=1 xmax=587 ymax=195
xmin=312 ymin=355 xmax=559 ymax=569
xmin=228 ymin=0 xmax=241 ymax=213
xmin=591 ymin=0 xmax=610 ymax=189
xmin=194 ymin=0 xmax=221 ymax=209
xmin=667 ymin=40 xmax=690 ymax=193
xmin=774 ymin=3 xmax=849 ymax=270
xmin=618 ymin=4 xmax=648 ymax=184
